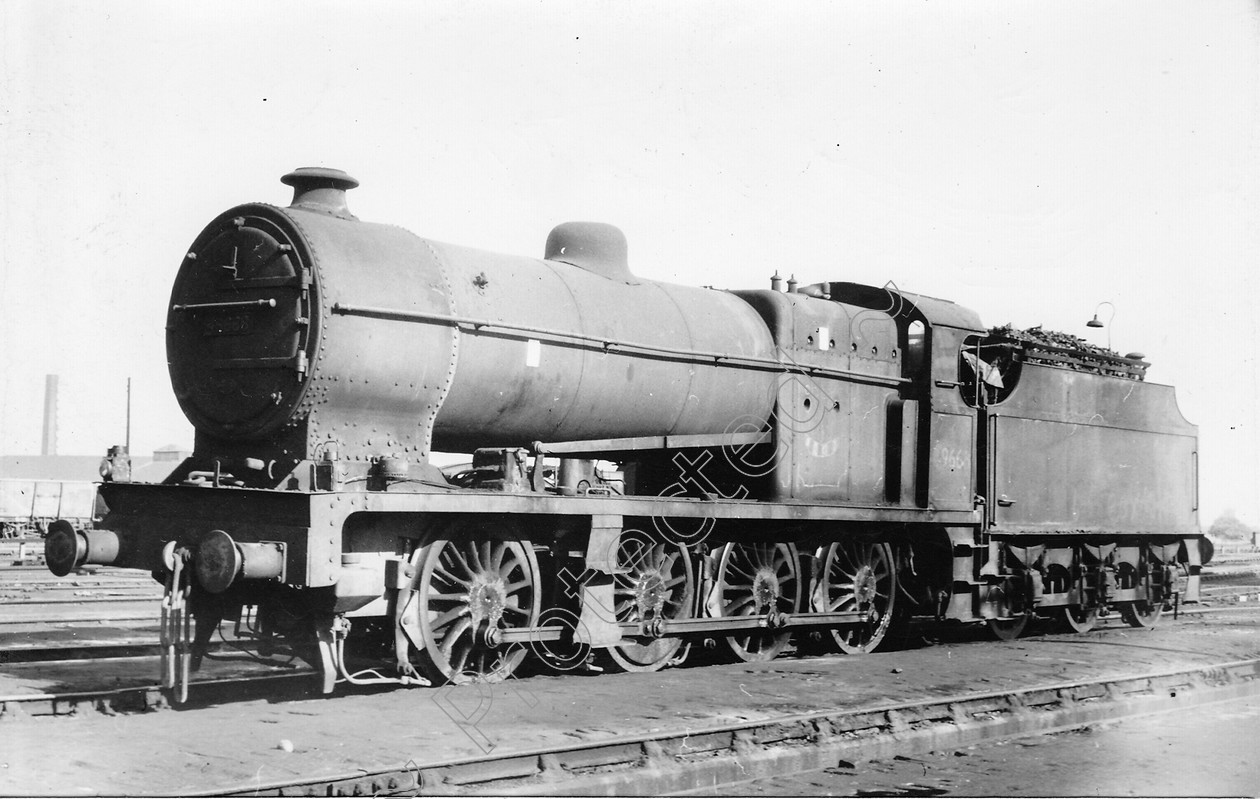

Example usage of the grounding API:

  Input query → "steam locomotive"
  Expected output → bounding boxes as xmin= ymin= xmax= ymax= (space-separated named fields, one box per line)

xmin=45 ymin=168 xmax=1203 ymax=700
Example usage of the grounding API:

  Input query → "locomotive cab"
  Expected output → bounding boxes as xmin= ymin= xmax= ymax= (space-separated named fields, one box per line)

xmin=734 ymin=282 xmax=985 ymax=510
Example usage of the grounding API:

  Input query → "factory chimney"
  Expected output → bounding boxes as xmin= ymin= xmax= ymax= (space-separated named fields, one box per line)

xmin=42 ymin=374 xmax=58 ymax=456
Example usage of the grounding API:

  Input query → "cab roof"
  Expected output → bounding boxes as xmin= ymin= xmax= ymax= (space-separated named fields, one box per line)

xmin=826 ymin=281 xmax=984 ymax=331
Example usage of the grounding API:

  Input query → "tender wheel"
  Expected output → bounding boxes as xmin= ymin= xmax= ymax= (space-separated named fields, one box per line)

xmin=415 ymin=534 xmax=541 ymax=683
xmin=1059 ymin=605 xmax=1098 ymax=633
xmin=1120 ymin=600 xmax=1162 ymax=629
xmin=713 ymin=541 xmax=801 ymax=662
xmin=601 ymin=533 xmax=695 ymax=673
xmin=814 ymin=540 xmax=897 ymax=654
xmin=987 ymin=615 xmax=1029 ymax=641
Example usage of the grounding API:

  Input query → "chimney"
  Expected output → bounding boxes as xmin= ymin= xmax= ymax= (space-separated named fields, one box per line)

xmin=280 ymin=167 xmax=359 ymax=220
xmin=42 ymin=374 xmax=58 ymax=456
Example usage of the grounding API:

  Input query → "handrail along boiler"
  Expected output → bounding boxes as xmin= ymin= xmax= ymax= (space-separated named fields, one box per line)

xmin=44 ymin=168 xmax=1203 ymax=698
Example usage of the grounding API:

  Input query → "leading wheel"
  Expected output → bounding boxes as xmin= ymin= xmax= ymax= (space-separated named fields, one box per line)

xmin=814 ymin=540 xmax=897 ymax=654
xmin=414 ymin=533 xmax=541 ymax=683
xmin=600 ymin=533 xmax=694 ymax=673
xmin=1120 ymin=600 xmax=1162 ymax=629
xmin=713 ymin=541 xmax=801 ymax=662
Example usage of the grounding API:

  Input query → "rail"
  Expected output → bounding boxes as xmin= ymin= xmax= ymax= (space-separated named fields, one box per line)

xmin=202 ymin=657 xmax=1260 ymax=797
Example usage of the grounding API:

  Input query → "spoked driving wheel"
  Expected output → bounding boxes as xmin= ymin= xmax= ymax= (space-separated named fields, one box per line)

xmin=814 ymin=540 xmax=897 ymax=654
xmin=600 ymin=532 xmax=695 ymax=673
xmin=414 ymin=533 xmax=541 ymax=683
xmin=713 ymin=541 xmax=801 ymax=662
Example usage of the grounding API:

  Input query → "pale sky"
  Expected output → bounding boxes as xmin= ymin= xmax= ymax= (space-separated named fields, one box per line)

xmin=2 ymin=1 xmax=1257 ymax=526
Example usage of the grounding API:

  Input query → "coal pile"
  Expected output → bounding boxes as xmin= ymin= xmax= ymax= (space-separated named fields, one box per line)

xmin=988 ymin=324 xmax=1119 ymax=357
xmin=987 ymin=324 xmax=1147 ymax=380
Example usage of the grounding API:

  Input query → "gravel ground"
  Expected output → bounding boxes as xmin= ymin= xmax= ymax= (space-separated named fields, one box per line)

xmin=695 ymin=692 xmax=1260 ymax=796
xmin=2 ymin=613 xmax=1258 ymax=796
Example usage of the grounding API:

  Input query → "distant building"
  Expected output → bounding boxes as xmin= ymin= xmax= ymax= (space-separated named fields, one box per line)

xmin=0 ymin=447 xmax=189 ymax=484
xmin=1 ymin=448 xmax=191 ymax=535
xmin=153 ymin=445 xmax=188 ymax=464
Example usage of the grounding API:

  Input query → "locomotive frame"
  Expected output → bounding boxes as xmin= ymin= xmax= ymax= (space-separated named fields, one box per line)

xmin=45 ymin=168 xmax=1202 ymax=700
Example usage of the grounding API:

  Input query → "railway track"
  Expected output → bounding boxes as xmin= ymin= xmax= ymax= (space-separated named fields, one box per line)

xmin=2 ymin=541 xmax=1255 ymax=661
xmin=2 ymin=548 xmax=1259 ymax=782
xmin=0 ymin=564 xmax=161 ymax=638
xmin=0 ymin=599 xmax=159 ymax=632
xmin=3 ymin=545 xmax=1253 ymax=743
xmin=0 ymin=563 xmax=158 ymax=593
xmin=2 ymin=555 xmax=1259 ymax=700
xmin=1195 ymin=557 xmax=1260 ymax=606
xmin=3 ymin=604 xmax=1260 ymax=717
xmin=1196 ymin=588 xmax=1260 ymax=604
xmin=223 ymin=658 xmax=1260 ymax=797
xmin=3 ymin=615 xmax=1258 ymax=797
